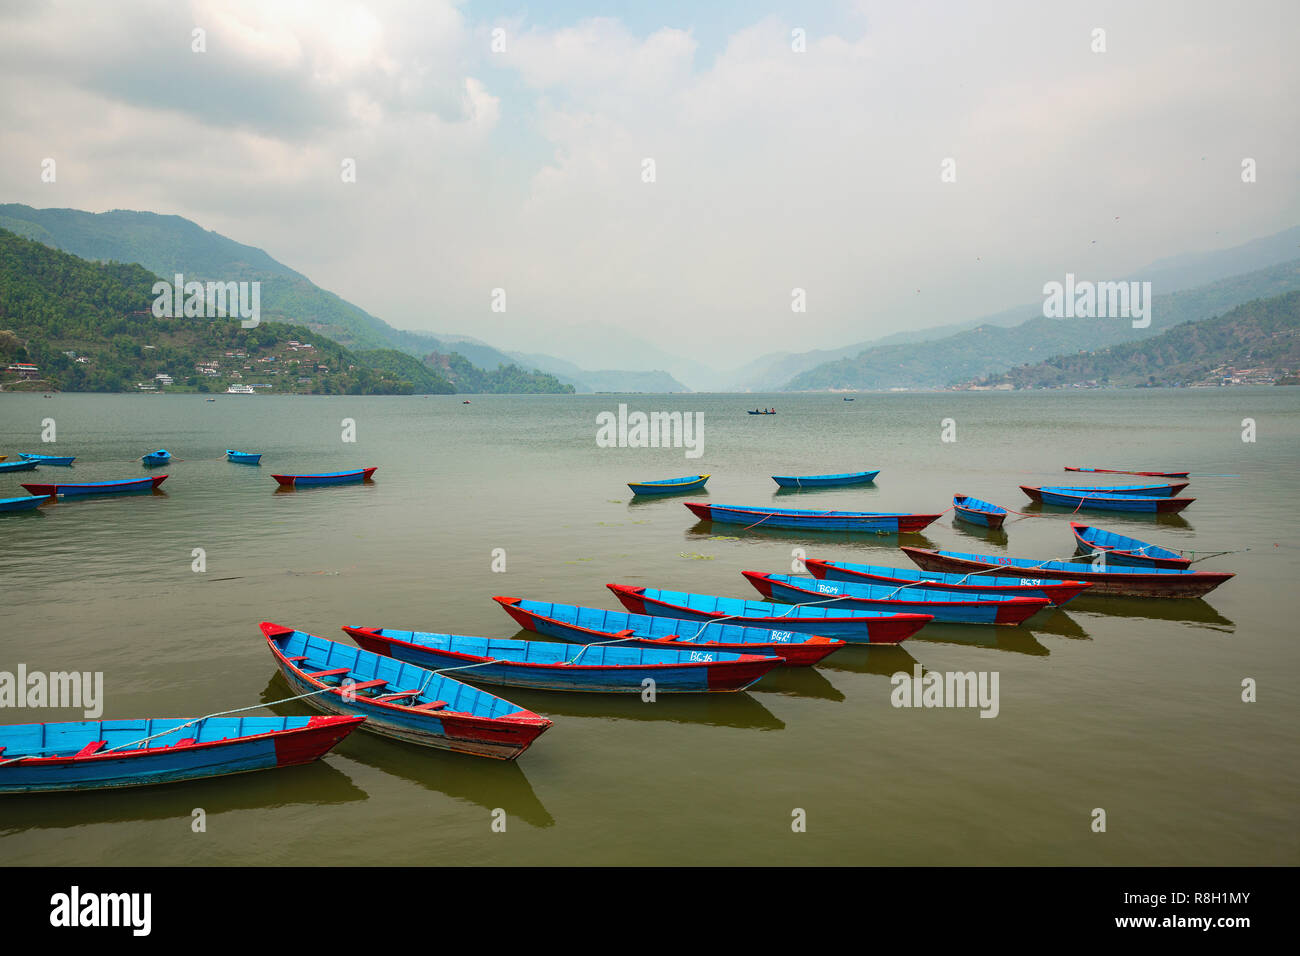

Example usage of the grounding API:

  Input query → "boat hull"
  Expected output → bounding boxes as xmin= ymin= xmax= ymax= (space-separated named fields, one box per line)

xmin=0 ymin=495 xmax=51 ymax=513
xmin=607 ymin=584 xmax=931 ymax=644
xmin=1021 ymin=486 xmax=1194 ymax=513
xmin=743 ymin=572 xmax=1049 ymax=626
xmin=18 ymin=454 xmax=75 ymax=466
xmin=342 ymin=626 xmax=778 ymax=693
xmin=0 ymin=716 xmax=362 ymax=794
xmin=771 ymin=470 xmax=880 ymax=488
xmin=628 ymin=474 xmax=709 ymax=496
xmin=1070 ymin=522 xmax=1191 ymax=570
xmin=0 ymin=460 xmax=39 ymax=473
xmin=226 ymin=450 xmax=263 ymax=465
xmin=494 ymin=597 xmax=845 ymax=666
xmin=1054 ymin=482 xmax=1189 ymax=497
xmin=1065 ymin=467 xmax=1190 ymax=478
xmin=685 ymin=502 xmax=941 ymax=533
xmin=263 ymin=624 xmax=550 ymax=760
xmin=804 ymin=559 xmax=1089 ymax=605
xmin=21 ymin=476 xmax=167 ymax=496
xmin=901 ymin=547 xmax=1233 ymax=598
xmin=953 ymin=495 xmax=1007 ymax=528
xmin=273 ymin=467 xmax=377 ymax=487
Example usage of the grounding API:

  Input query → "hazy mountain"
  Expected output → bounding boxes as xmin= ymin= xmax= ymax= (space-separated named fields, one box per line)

xmin=972 ymin=290 xmax=1300 ymax=388
xmin=747 ymin=224 xmax=1300 ymax=391
xmin=786 ymin=258 xmax=1300 ymax=390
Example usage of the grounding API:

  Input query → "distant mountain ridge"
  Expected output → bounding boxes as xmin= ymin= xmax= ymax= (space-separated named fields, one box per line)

xmin=0 ymin=203 xmax=677 ymax=390
xmin=785 ymin=257 xmax=1300 ymax=390
xmin=971 ymin=290 xmax=1300 ymax=388
xmin=742 ymin=224 xmax=1300 ymax=391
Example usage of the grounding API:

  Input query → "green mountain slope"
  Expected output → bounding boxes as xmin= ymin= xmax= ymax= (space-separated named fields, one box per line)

xmin=786 ymin=258 xmax=1300 ymax=390
xmin=972 ymin=291 xmax=1300 ymax=388
xmin=0 ymin=228 xmax=449 ymax=394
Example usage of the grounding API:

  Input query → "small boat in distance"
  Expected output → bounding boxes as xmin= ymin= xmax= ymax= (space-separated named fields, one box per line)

xmin=226 ymin=384 xmax=255 ymax=394
xmin=0 ymin=715 xmax=363 ymax=793
xmin=747 ymin=408 xmax=777 ymax=415
xmin=771 ymin=470 xmax=879 ymax=488
xmin=1021 ymin=486 xmax=1194 ymax=514
xmin=141 ymin=449 xmax=172 ymax=467
xmin=628 ymin=474 xmax=709 ymax=496
xmin=900 ymin=547 xmax=1233 ymax=598
xmin=0 ymin=460 xmax=39 ymax=473
xmin=22 ymin=476 xmax=167 ymax=497
xmin=1070 ymin=522 xmax=1191 ymax=570
xmin=272 ymin=467 xmax=377 ymax=488
xmin=1065 ymin=466 xmax=1190 ymax=479
xmin=1054 ymin=481 xmax=1189 ymax=497
xmin=0 ymin=494 xmax=52 ymax=513
xmin=19 ymin=453 xmax=76 ymax=466
xmin=685 ymin=502 xmax=942 ymax=533
xmin=843 ymin=397 xmax=855 ymax=401
xmin=226 ymin=450 xmax=263 ymax=465
xmin=953 ymin=494 xmax=1008 ymax=529
xmin=341 ymin=626 xmax=782 ymax=693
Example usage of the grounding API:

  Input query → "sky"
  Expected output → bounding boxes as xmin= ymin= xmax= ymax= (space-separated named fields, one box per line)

xmin=1 ymin=0 xmax=1298 ymax=375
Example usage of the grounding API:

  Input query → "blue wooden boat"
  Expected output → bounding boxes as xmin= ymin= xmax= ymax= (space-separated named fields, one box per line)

xmin=747 ymin=409 xmax=777 ymax=415
xmin=141 ymin=449 xmax=172 ymax=466
xmin=607 ymin=584 xmax=932 ymax=644
xmin=0 ymin=460 xmax=39 ymax=473
xmin=628 ymin=474 xmax=709 ymax=496
xmin=685 ymin=501 xmax=941 ymax=532
xmin=0 ymin=715 xmax=363 ymax=793
xmin=22 ymin=476 xmax=167 ymax=496
xmin=901 ymin=547 xmax=1233 ymax=598
xmin=493 ymin=596 xmax=845 ymax=666
xmin=742 ymin=572 xmax=1049 ymax=625
xmin=262 ymin=623 xmax=551 ymax=759
xmin=1070 ymin=522 xmax=1190 ymax=570
xmin=341 ymin=626 xmax=780 ymax=693
xmin=0 ymin=494 xmax=51 ymax=513
xmin=18 ymin=453 xmax=76 ymax=466
xmin=1021 ymin=486 xmax=1193 ymax=513
xmin=953 ymin=494 xmax=1008 ymax=528
xmin=771 ymin=470 xmax=880 ymax=488
xmin=1065 ymin=466 xmax=1189 ymax=478
xmin=803 ymin=558 xmax=1090 ymax=605
xmin=226 ymin=450 xmax=263 ymax=465
xmin=1054 ymin=481 xmax=1189 ymax=497
xmin=273 ymin=467 xmax=376 ymax=488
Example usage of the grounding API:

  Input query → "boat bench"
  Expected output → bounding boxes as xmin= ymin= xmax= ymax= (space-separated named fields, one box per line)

xmin=75 ymin=741 xmax=107 ymax=758
xmin=285 ymin=656 xmax=310 ymax=663
xmin=410 ymin=700 xmax=448 ymax=711
xmin=305 ymin=667 xmax=352 ymax=679
xmin=375 ymin=689 xmax=422 ymax=701
xmin=331 ymin=679 xmax=388 ymax=695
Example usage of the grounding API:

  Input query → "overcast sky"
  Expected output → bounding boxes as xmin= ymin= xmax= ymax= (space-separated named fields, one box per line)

xmin=2 ymin=0 xmax=1297 ymax=370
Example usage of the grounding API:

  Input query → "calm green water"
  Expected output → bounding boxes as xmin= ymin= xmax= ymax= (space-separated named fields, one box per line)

xmin=0 ymin=390 xmax=1296 ymax=865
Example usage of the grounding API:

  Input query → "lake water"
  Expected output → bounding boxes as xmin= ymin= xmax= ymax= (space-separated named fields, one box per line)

xmin=0 ymin=389 xmax=1296 ymax=865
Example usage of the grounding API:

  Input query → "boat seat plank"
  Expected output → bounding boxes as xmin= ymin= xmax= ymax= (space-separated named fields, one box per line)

xmin=305 ymin=667 xmax=352 ymax=679
xmin=376 ymin=690 xmax=422 ymax=700
xmin=410 ymin=700 xmax=448 ymax=711
xmin=285 ymin=656 xmax=310 ymax=663
xmin=334 ymin=679 xmax=387 ymax=693
xmin=75 ymin=741 xmax=107 ymax=758
xmin=173 ymin=738 xmax=197 ymax=747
